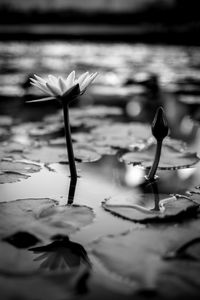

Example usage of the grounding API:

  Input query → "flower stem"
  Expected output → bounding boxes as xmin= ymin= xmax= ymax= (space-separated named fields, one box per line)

xmin=62 ymin=103 xmax=77 ymax=179
xmin=147 ymin=140 xmax=162 ymax=181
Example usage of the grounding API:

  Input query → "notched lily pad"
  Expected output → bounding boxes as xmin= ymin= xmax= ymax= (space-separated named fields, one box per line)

xmin=120 ymin=141 xmax=199 ymax=170
xmin=102 ymin=193 xmax=198 ymax=223
xmin=0 ymin=160 xmax=41 ymax=184
xmin=0 ymin=198 xmax=95 ymax=241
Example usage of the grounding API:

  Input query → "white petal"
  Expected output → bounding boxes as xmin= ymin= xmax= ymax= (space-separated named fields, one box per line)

xmin=48 ymin=75 xmax=59 ymax=87
xmin=80 ymin=73 xmax=98 ymax=92
xmin=58 ymin=77 xmax=66 ymax=92
xmin=30 ymin=78 xmax=38 ymax=84
xmin=77 ymin=72 xmax=89 ymax=86
xmin=31 ymin=82 xmax=51 ymax=95
xmin=65 ymin=70 xmax=76 ymax=90
xmin=35 ymin=81 xmax=52 ymax=94
xmin=46 ymin=82 xmax=60 ymax=96
xmin=34 ymin=74 xmax=46 ymax=84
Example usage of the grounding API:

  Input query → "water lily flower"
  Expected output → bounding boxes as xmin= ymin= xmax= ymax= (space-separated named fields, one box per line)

xmin=29 ymin=71 xmax=98 ymax=179
xmin=30 ymin=71 xmax=98 ymax=98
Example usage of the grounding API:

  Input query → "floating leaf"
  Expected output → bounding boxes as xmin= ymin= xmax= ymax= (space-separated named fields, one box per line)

xmin=29 ymin=123 xmax=64 ymax=140
xmin=0 ymin=128 xmax=11 ymax=142
xmin=120 ymin=142 xmax=199 ymax=170
xmin=0 ymin=141 xmax=27 ymax=160
xmin=73 ymin=143 xmax=102 ymax=163
xmin=102 ymin=193 xmax=198 ymax=223
xmin=0 ymin=198 xmax=95 ymax=241
xmin=90 ymin=225 xmax=200 ymax=297
xmin=70 ymin=105 xmax=123 ymax=118
xmin=92 ymin=122 xmax=151 ymax=140
xmin=187 ymin=185 xmax=200 ymax=205
xmin=23 ymin=144 xmax=102 ymax=164
xmin=0 ymin=160 xmax=41 ymax=184
xmin=91 ymin=123 xmax=151 ymax=149
xmin=0 ymin=268 xmax=86 ymax=300
xmin=0 ymin=171 xmax=30 ymax=184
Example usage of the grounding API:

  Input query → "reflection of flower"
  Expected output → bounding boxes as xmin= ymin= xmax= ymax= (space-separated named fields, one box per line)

xmin=30 ymin=71 xmax=98 ymax=97
xmin=29 ymin=237 xmax=91 ymax=271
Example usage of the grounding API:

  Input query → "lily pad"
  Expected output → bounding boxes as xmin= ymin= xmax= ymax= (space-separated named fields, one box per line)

xmin=92 ymin=122 xmax=151 ymax=140
xmin=0 ymin=198 xmax=95 ymax=241
xmin=102 ymin=193 xmax=198 ymax=223
xmin=0 ymin=242 xmax=90 ymax=299
xmin=91 ymin=122 xmax=151 ymax=149
xmin=90 ymin=226 xmax=200 ymax=297
xmin=0 ymin=141 xmax=27 ymax=160
xmin=29 ymin=123 xmax=64 ymax=140
xmin=23 ymin=144 xmax=102 ymax=164
xmin=187 ymin=185 xmax=200 ymax=205
xmin=120 ymin=142 xmax=199 ymax=170
xmin=71 ymin=105 xmax=123 ymax=118
xmin=0 ymin=268 xmax=87 ymax=300
xmin=0 ymin=160 xmax=41 ymax=184
xmin=0 ymin=128 xmax=11 ymax=142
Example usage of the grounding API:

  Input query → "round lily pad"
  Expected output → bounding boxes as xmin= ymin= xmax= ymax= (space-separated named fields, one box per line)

xmin=120 ymin=142 xmax=200 ymax=170
xmin=102 ymin=193 xmax=198 ymax=223
xmin=0 ymin=198 xmax=95 ymax=241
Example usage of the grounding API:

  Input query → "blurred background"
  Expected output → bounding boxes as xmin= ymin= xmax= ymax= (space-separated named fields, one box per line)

xmin=0 ymin=0 xmax=200 ymax=145
xmin=0 ymin=0 xmax=200 ymax=43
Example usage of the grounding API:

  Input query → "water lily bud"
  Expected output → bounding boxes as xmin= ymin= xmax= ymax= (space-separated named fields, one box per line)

xmin=151 ymin=107 xmax=169 ymax=141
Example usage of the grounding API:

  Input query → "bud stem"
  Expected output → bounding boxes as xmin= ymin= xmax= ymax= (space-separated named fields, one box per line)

xmin=147 ymin=140 xmax=162 ymax=181
xmin=62 ymin=103 xmax=77 ymax=179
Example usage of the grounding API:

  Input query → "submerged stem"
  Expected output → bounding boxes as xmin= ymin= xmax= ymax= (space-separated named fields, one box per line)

xmin=62 ymin=103 xmax=77 ymax=179
xmin=147 ymin=140 xmax=162 ymax=181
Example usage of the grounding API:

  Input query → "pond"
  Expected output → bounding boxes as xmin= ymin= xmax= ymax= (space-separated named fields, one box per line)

xmin=0 ymin=41 xmax=200 ymax=300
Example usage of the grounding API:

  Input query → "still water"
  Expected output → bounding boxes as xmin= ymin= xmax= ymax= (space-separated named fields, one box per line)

xmin=0 ymin=41 xmax=200 ymax=298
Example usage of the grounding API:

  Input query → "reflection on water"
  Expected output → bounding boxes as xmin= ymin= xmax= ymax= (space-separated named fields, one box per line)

xmin=67 ymin=178 xmax=77 ymax=205
xmin=29 ymin=236 xmax=91 ymax=271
